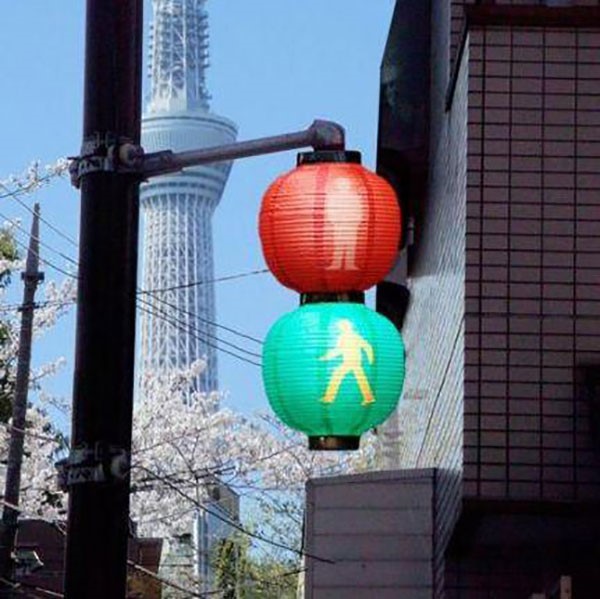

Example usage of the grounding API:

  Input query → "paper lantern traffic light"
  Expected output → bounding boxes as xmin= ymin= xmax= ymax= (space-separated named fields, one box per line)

xmin=262 ymin=302 xmax=405 ymax=450
xmin=259 ymin=151 xmax=401 ymax=294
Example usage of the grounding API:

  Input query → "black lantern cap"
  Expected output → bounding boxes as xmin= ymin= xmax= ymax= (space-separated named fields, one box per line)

xmin=300 ymin=291 xmax=365 ymax=305
xmin=297 ymin=150 xmax=362 ymax=166
xmin=309 ymin=436 xmax=361 ymax=451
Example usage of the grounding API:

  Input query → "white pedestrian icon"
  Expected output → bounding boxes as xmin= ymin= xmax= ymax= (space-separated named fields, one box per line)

xmin=324 ymin=177 xmax=365 ymax=271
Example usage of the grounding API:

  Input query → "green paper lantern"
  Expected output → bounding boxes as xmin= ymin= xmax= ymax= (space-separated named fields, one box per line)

xmin=262 ymin=302 xmax=405 ymax=450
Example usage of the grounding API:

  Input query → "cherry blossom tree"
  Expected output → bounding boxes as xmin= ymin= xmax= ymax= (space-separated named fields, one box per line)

xmin=0 ymin=161 xmax=381 ymax=595
xmin=131 ymin=359 xmax=376 ymax=537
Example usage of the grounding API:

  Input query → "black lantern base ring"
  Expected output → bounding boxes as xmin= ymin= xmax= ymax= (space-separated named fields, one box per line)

xmin=301 ymin=291 xmax=365 ymax=305
xmin=308 ymin=435 xmax=361 ymax=451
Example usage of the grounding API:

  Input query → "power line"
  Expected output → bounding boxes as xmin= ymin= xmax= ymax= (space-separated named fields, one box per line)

xmin=0 ymin=176 xmax=79 ymax=279
xmin=0 ymin=293 xmax=262 ymax=350
xmin=147 ymin=291 xmax=263 ymax=345
xmin=2 ymin=188 xmax=266 ymax=345
xmin=9 ymin=236 xmax=77 ymax=281
xmin=1 ymin=187 xmax=265 ymax=360
xmin=0 ymin=300 xmax=76 ymax=314
xmin=137 ymin=295 xmax=262 ymax=358
xmin=0 ymin=422 xmax=63 ymax=446
xmin=126 ymin=560 xmax=204 ymax=599
xmin=0 ymin=506 xmax=204 ymax=599
xmin=138 ymin=465 xmax=334 ymax=564
xmin=0 ymin=577 xmax=63 ymax=598
xmin=139 ymin=268 xmax=269 ymax=294
xmin=0 ymin=182 xmax=78 ymax=249
xmin=0 ymin=211 xmax=78 ymax=268
xmin=2 ymin=179 xmax=267 ymax=296
xmin=0 ymin=174 xmax=57 ymax=201
xmin=136 ymin=302 xmax=262 ymax=367
xmin=1 ymin=295 xmax=263 ymax=368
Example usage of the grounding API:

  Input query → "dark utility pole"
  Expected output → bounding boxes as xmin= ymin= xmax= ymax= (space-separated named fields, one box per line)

xmin=0 ymin=205 xmax=43 ymax=597
xmin=61 ymin=6 xmax=344 ymax=596
xmin=63 ymin=1 xmax=143 ymax=597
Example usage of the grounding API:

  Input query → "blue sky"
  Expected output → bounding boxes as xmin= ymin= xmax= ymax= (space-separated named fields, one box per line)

xmin=0 ymin=0 xmax=396 ymax=430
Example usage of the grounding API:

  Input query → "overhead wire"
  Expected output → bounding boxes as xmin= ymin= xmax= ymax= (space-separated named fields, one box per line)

xmin=0 ymin=577 xmax=63 ymax=598
xmin=136 ymin=302 xmax=262 ymax=367
xmin=0 ymin=183 xmax=78 ymax=249
xmin=0 ymin=174 xmax=57 ymax=201
xmin=0 ymin=291 xmax=264 ymax=361
xmin=1 ymin=177 xmax=266 ymax=349
xmin=0 ymin=299 xmax=77 ymax=314
xmin=0 ymin=500 xmax=208 ymax=599
xmin=0 ymin=174 xmax=265 ymax=364
xmin=0 ymin=250 xmax=261 ymax=367
xmin=0 ymin=174 xmax=311 ymax=592
xmin=0 ymin=181 xmax=80 ymax=276
xmin=137 ymin=296 xmax=261 ymax=358
xmin=139 ymin=268 xmax=269 ymax=294
xmin=9 ymin=236 xmax=78 ymax=281
xmin=147 ymin=290 xmax=263 ymax=345
xmin=138 ymin=464 xmax=334 ymax=564
xmin=0 ymin=209 xmax=78 ymax=267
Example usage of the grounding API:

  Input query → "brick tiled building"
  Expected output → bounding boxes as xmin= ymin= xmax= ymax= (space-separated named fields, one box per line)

xmin=305 ymin=2 xmax=600 ymax=597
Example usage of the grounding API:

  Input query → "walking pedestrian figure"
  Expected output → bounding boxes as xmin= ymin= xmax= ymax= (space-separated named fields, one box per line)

xmin=320 ymin=319 xmax=375 ymax=405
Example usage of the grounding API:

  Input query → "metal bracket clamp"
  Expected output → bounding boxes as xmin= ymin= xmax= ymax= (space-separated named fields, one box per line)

xmin=70 ymin=120 xmax=347 ymax=184
xmin=68 ymin=133 xmax=144 ymax=189
xmin=55 ymin=443 xmax=130 ymax=490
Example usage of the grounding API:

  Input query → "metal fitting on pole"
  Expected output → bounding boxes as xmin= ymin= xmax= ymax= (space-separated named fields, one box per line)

xmin=68 ymin=119 xmax=346 ymax=186
xmin=56 ymin=444 xmax=130 ymax=491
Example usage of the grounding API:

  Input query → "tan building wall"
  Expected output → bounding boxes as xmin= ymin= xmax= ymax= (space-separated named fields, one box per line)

xmin=464 ymin=22 xmax=600 ymax=502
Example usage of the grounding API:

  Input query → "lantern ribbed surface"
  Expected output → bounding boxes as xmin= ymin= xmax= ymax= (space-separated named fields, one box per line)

xmin=259 ymin=162 xmax=401 ymax=293
xmin=262 ymin=303 xmax=405 ymax=442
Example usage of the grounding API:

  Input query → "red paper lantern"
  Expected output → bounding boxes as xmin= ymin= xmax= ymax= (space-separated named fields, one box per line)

xmin=259 ymin=151 xmax=401 ymax=293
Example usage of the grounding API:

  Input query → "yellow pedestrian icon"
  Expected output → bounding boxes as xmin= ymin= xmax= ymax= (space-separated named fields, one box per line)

xmin=320 ymin=319 xmax=375 ymax=406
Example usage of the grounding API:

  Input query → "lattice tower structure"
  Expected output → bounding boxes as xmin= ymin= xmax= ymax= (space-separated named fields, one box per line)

xmin=140 ymin=0 xmax=237 ymax=395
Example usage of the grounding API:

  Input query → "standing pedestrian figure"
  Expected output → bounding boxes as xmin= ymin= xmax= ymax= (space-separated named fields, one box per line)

xmin=324 ymin=178 xmax=364 ymax=271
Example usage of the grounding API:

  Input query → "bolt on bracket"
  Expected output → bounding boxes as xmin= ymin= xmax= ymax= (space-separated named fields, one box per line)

xmin=69 ymin=133 xmax=143 ymax=188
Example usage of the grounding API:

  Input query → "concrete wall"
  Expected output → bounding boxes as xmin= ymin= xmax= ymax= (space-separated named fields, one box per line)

xmin=305 ymin=470 xmax=435 ymax=599
xmin=379 ymin=2 xmax=469 ymax=594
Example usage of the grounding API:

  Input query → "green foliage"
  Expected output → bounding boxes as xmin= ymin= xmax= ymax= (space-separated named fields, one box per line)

xmin=0 ymin=228 xmax=17 ymax=422
xmin=212 ymin=534 xmax=299 ymax=598
xmin=0 ymin=228 xmax=18 ymax=289
xmin=213 ymin=537 xmax=238 ymax=599
xmin=0 ymin=348 xmax=14 ymax=423
xmin=240 ymin=556 xmax=299 ymax=599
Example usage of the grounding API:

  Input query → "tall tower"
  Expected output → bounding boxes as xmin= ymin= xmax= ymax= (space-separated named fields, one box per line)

xmin=140 ymin=0 xmax=237 ymax=394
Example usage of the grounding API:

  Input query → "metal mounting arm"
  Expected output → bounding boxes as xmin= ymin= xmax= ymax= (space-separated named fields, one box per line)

xmin=69 ymin=119 xmax=345 ymax=187
xmin=138 ymin=118 xmax=345 ymax=178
